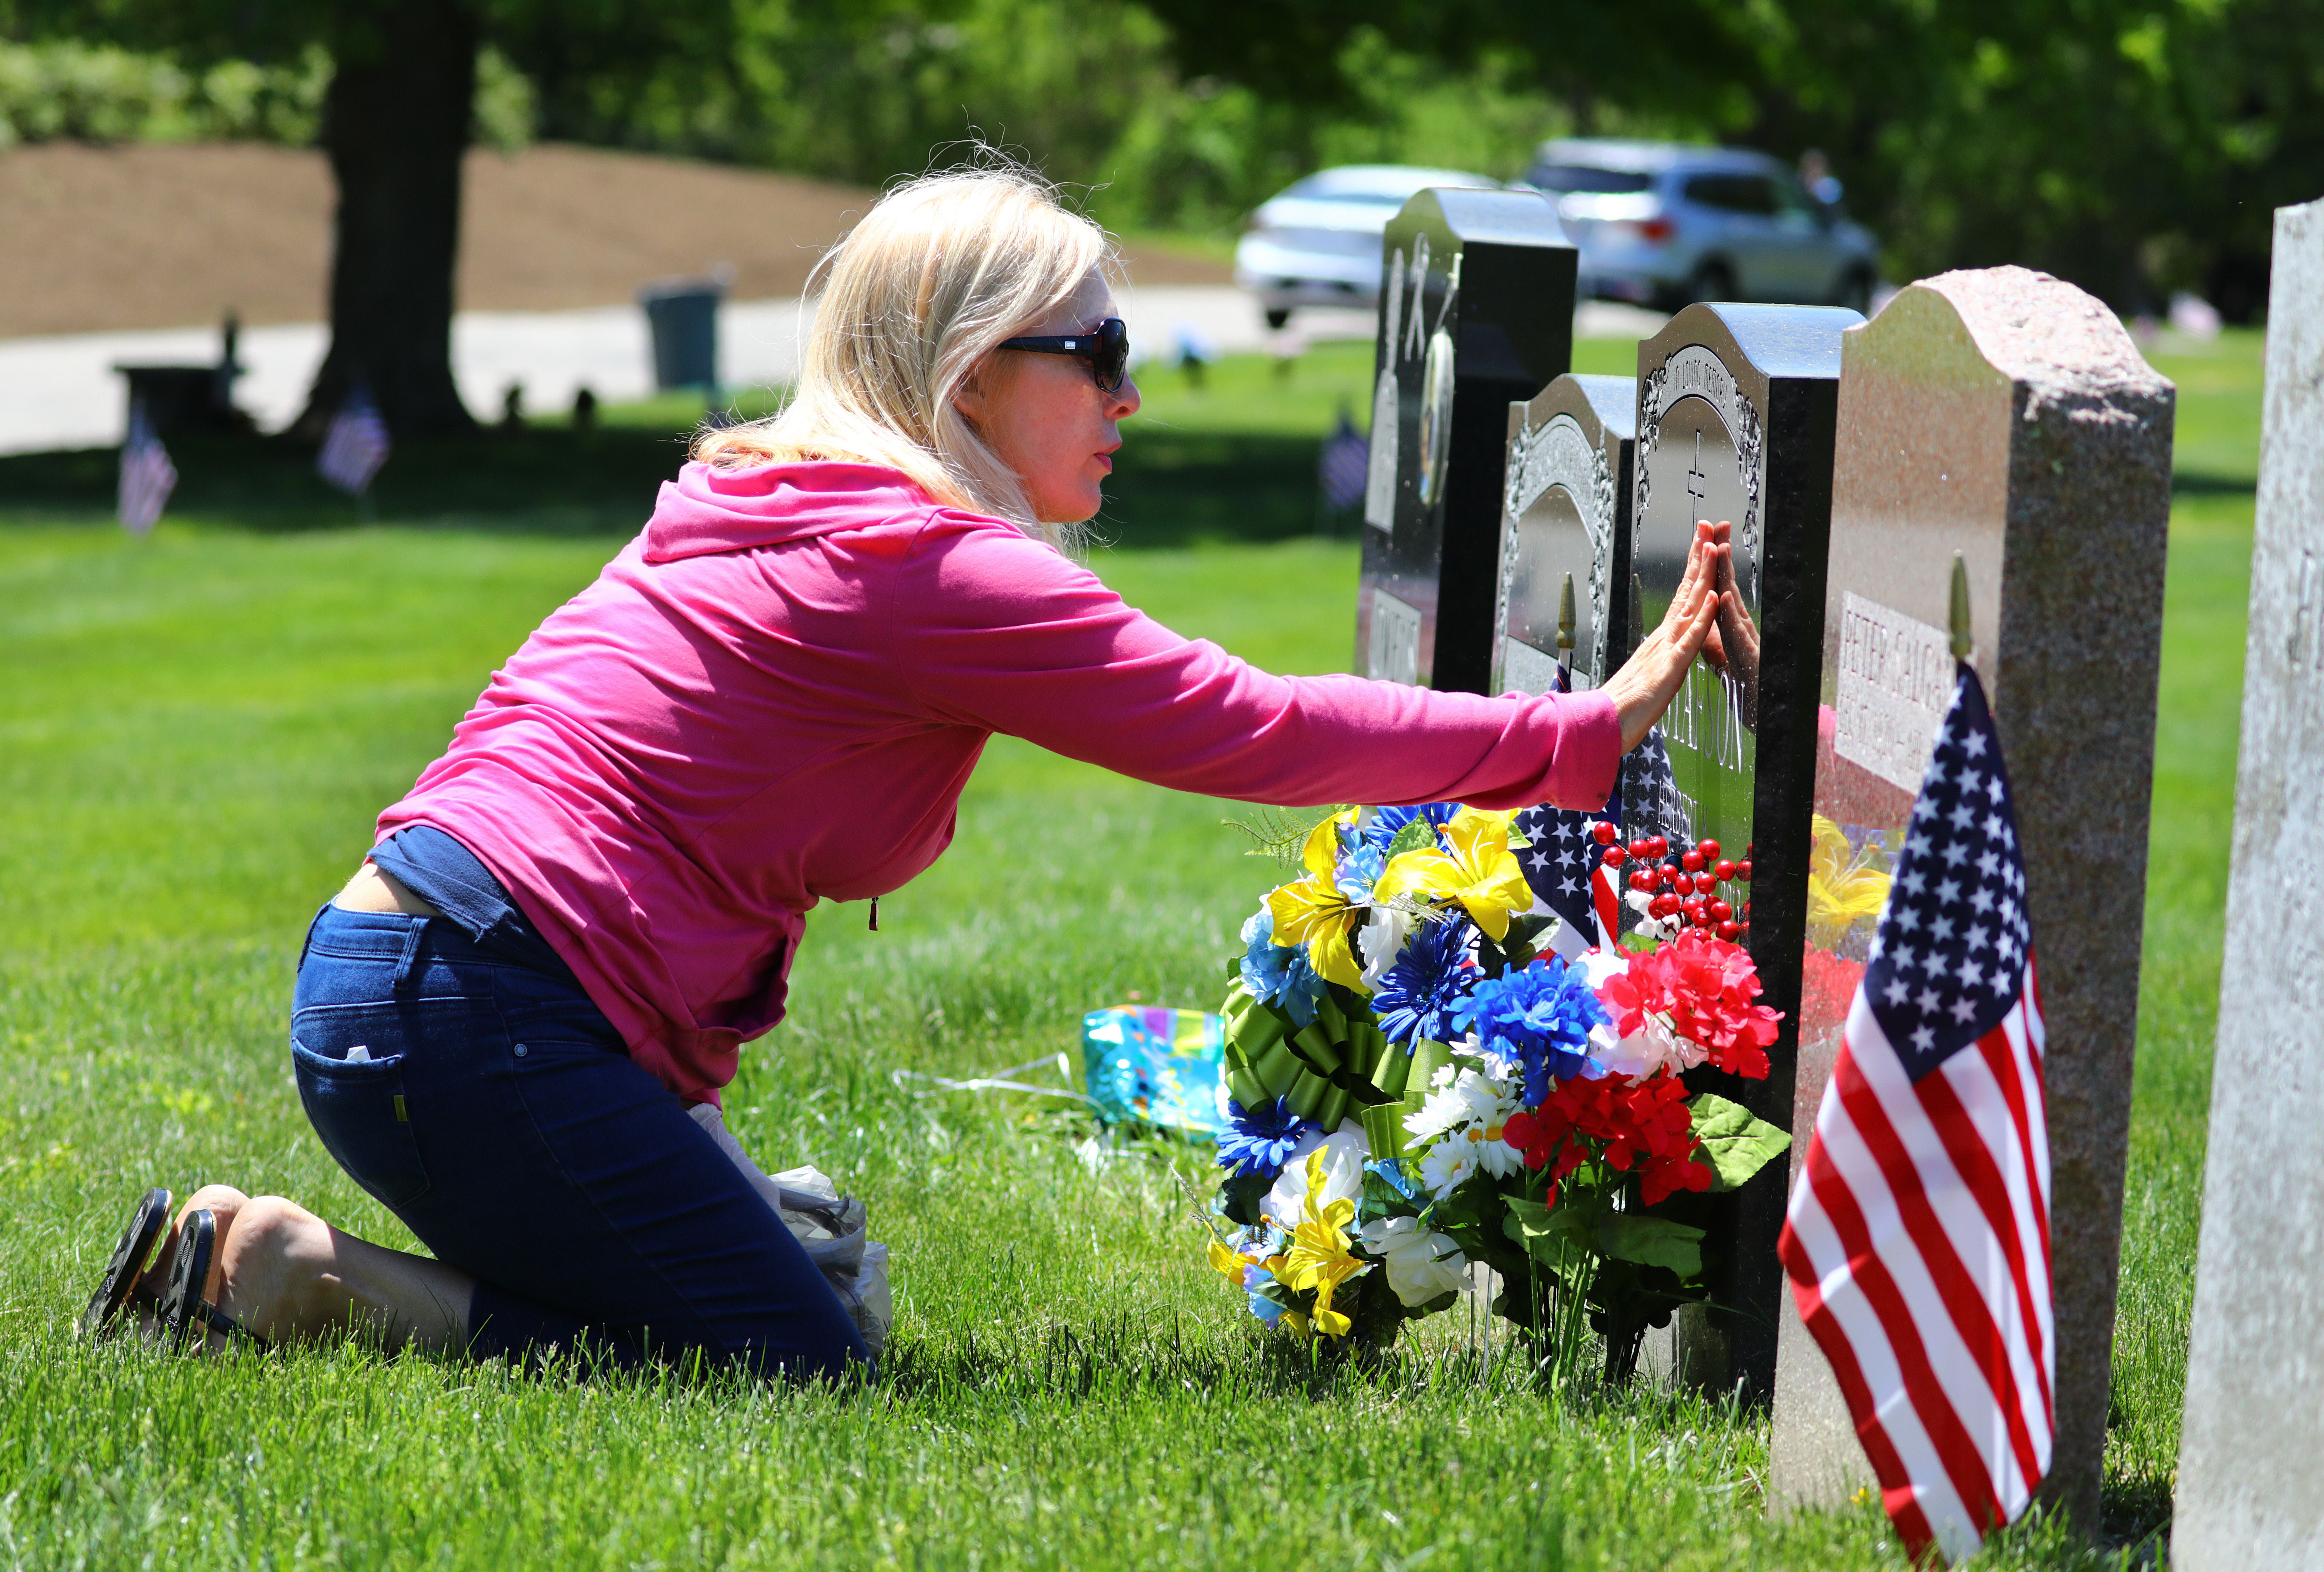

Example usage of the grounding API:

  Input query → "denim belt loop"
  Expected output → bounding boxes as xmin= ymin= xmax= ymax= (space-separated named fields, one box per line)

xmin=390 ymin=916 xmax=431 ymax=994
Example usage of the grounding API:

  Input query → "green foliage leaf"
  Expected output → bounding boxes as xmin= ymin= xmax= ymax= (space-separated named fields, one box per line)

xmin=1383 ymin=817 xmax=1437 ymax=858
xmin=1503 ymin=1194 xmax=1588 ymax=1264
xmin=1220 ymin=1170 xmax=1275 ymax=1228
xmin=1504 ymin=1194 xmax=1704 ymax=1277
xmin=1597 ymin=1215 xmax=1704 ymax=1277
xmin=1220 ymin=805 xmax=1342 ymax=867
xmin=1688 ymin=1093 xmax=1794 ymax=1193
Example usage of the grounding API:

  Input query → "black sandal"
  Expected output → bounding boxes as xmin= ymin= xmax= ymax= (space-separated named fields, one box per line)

xmin=79 ymin=1187 xmax=172 ymax=1339
xmin=152 ymin=1209 xmax=268 ymax=1352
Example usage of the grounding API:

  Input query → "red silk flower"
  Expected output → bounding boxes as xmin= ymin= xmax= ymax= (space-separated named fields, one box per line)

xmin=1597 ymin=930 xmax=1781 ymax=1081
xmin=1503 ymin=1070 xmax=1712 ymax=1206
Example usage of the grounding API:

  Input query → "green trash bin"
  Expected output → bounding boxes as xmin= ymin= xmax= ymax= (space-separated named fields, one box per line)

xmin=638 ymin=273 xmax=728 ymax=395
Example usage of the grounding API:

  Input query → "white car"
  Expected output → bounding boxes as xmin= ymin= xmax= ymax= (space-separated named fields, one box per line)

xmin=1234 ymin=164 xmax=1501 ymax=328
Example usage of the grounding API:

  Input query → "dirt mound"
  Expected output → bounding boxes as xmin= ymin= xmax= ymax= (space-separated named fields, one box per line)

xmin=0 ymin=141 xmax=1229 ymax=339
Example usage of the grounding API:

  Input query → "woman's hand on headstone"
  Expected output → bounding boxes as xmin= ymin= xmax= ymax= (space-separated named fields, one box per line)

xmin=1603 ymin=520 xmax=1721 ymax=753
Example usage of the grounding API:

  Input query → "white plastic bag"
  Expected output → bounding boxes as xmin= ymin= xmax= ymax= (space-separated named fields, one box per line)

xmin=687 ymin=1103 xmax=894 ymax=1360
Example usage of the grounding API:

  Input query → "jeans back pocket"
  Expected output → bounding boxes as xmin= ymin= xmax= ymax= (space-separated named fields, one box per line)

xmin=291 ymin=1026 xmax=436 ymax=1212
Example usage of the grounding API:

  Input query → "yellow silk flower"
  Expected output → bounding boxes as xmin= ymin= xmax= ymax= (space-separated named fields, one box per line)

xmin=1207 ymin=1238 xmax=1251 ymax=1289
xmin=1807 ymin=813 xmax=1893 ymax=947
xmin=1298 ymin=809 xmax=1357 ymax=882
xmin=1264 ymin=1150 xmax=1369 ymax=1338
xmin=1370 ymin=807 xmax=1532 ymax=941
xmin=1265 ymin=808 xmax=1366 ymax=992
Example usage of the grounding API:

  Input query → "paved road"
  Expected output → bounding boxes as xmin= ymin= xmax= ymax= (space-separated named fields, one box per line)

xmin=0 ymin=289 xmax=1666 ymax=457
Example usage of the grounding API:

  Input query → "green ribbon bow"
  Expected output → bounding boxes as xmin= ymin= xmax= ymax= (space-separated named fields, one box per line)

xmin=1220 ymin=965 xmax=1454 ymax=1160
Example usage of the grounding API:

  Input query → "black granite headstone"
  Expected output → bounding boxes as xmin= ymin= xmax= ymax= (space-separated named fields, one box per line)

xmin=1625 ymin=302 xmax=1861 ymax=1405
xmin=1493 ymin=373 xmax=1637 ymax=699
xmin=1356 ymin=189 xmax=1576 ymax=691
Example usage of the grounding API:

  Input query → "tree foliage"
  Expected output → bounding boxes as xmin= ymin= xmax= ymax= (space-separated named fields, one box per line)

xmin=6 ymin=0 xmax=2322 ymax=318
xmin=1144 ymin=0 xmax=2324 ymax=316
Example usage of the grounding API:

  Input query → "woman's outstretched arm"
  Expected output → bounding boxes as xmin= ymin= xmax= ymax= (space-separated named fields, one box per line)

xmin=892 ymin=513 xmax=1722 ymax=811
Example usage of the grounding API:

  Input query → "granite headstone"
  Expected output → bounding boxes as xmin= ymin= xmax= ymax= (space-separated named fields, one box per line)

xmin=1493 ymin=373 xmax=1638 ymax=698
xmin=1626 ymin=302 xmax=1861 ymax=1405
xmin=1767 ymin=266 xmax=2173 ymax=1534
xmin=2173 ymin=199 xmax=2324 ymax=1570
xmin=1357 ymin=189 xmax=1576 ymax=691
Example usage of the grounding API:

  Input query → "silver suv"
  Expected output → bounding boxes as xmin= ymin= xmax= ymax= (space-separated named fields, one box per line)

xmin=1519 ymin=139 xmax=1879 ymax=312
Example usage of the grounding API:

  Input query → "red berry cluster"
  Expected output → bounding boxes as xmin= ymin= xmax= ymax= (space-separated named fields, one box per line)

xmin=1590 ymin=821 xmax=1754 ymax=942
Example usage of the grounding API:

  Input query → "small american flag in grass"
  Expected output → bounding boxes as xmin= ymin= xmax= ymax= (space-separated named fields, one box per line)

xmin=1317 ymin=411 xmax=1368 ymax=513
xmin=117 ymin=398 xmax=176 ymax=537
xmin=1778 ymin=659 xmax=2052 ymax=1564
xmin=319 ymin=383 xmax=392 ymax=497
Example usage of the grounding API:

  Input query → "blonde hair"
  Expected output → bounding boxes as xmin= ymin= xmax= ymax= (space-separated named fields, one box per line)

xmin=692 ymin=161 xmax=1115 ymax=553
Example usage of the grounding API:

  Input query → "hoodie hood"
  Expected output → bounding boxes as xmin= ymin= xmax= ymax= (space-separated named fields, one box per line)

xmin=643 ymin=460 xmax=943 ymax=563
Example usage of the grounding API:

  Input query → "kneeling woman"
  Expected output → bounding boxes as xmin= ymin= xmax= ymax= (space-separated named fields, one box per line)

xmin=83 ymin=165 xmax=1720 ymax=1379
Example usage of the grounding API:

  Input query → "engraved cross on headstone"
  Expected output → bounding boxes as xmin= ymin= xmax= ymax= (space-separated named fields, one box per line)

xmin=1685 ymin=429 xmax=1709 ymax=521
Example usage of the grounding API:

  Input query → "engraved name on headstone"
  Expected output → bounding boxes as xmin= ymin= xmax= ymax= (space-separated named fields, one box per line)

xmin=1769 ymin=266 xmax=2173 ymax=1534
xmin=1493 ymin=373 xmax=1637 ymax=698
xmin=2174 ymin=199 xmax=2324 ymax=1572
xmin=1626 ymin=302 xmax=1861 ymax=1404
xmin=1356 ymin=189 xmax=1576 ymax=691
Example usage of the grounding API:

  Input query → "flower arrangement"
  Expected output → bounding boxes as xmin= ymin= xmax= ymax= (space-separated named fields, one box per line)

xmin=1198 ymin=802 xmax=1795 ymax=1377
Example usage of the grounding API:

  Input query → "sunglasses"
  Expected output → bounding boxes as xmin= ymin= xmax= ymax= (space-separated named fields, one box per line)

xmin=997 ymin=317 xmax=1130 ymax=394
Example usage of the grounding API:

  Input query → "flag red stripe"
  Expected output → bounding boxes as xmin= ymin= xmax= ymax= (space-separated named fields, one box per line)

xmin=1589 ymin=865 xmax=1620 ymax=948
xmin=1785 ymin=1144 xmax=1980 ymax=1554
xmin=1912 ymin=1027 xmax=2054 ymax=1424
xmin=1988 ymin=998 xmax=2053 ymax=1273
xmin=1782 ymin=1213 xmax=1945 ymax=1559
xmin=1842 ymin=1041 xmax=2044 ymax=1491
xmin=1800 ymin=1066 xmax=2009 ymax=1535
xmin=1961 ymin=1014 xmax=2054 ymax=1404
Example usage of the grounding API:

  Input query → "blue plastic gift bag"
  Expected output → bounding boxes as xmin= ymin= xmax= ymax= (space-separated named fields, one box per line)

xmin=1080 ymin=1006 xmax=1231 ymax=1140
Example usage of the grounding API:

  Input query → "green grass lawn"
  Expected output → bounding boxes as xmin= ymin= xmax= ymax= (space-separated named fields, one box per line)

xmin=0 ymin=330 xmax=2259 ymax=1568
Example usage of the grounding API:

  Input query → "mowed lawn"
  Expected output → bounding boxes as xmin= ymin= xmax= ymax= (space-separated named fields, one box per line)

xmin=0 ymin=328 xmax=2258 ymax=1569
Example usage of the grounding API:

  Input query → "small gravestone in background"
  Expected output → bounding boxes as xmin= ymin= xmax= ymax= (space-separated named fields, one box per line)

xmin=1494 ymin=373 xmax=1637 ymax=699
xmin=1625 ymin=302 xmax=1861 ymax=1405
xmin=1768 ymin=266 xmax=2172 ymax=1533
xmin=1357 ymin=190 xmax=1576 ymax=691
xmin=2174 ymin=200 xmax=2324 ymax=1571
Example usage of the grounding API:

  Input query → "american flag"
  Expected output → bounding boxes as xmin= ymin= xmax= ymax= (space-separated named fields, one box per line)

xmin=1514 ymin=799 xmax=1616 ymax=954
xmin=1317 ymin=411 xmax=1368 ymax=513
xmin=1619 ymin=722 xmax=1695 ymax=853
xmin=1777 ymin=660 xmax=2051 ymax=1564
xmin=1515 ymin=693 xmax=1626 ymax=956
xmin=117 ymin=398 xmax=176 ymax=537
xmin=319 ymin=383 xmax=392 ymax=497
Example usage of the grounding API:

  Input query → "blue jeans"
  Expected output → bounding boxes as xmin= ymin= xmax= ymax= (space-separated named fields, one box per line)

xmin=290 ymin=903 xmax=871 ymax=1381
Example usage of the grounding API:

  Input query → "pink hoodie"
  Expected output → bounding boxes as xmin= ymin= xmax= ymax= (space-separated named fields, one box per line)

xmin=378 ymin=461 xmax=1621 ymax=1103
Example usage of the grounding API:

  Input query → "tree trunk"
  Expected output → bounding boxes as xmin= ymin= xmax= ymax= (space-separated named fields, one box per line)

xmin=300 ymin=0 xmax=481 ymax=438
